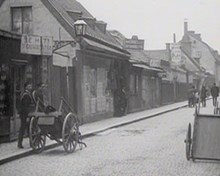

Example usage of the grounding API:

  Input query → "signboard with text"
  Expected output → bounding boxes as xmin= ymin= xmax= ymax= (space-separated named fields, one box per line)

xmin=42 ymin=36 xmax=53 ymax=55
xmin=171 ymin=43 xmax=182 ymax=65
xmin=21 ymin=35 xmax=41 ymax=55
xmin=21 ymin=35 xmax=53 ymax=56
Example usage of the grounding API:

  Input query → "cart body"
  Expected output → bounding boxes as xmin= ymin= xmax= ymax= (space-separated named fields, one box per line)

xmin=28 ymin=98 xmax=86 ymax=153
xmin=185 ymin=105 xmax=220 ymax=161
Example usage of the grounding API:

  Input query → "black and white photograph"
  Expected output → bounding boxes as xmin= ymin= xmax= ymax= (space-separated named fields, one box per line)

xmin=0 ymin=0 xmax=220 ymax=175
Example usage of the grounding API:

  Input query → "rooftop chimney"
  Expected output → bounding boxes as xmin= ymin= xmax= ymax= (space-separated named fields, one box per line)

xmin=95 ymin=20 xmax=107 ymax=34
xmin=173 ymin=33 xmax=176 ymax=43
xmin=184 ymin=21 xmax=188 ymax=34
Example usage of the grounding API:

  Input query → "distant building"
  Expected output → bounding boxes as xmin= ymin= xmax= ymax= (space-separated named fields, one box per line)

xmin=124 ymin=35 xmax=145 ymax=51
xmin=180 ymin=21 xmax=220 ymax=86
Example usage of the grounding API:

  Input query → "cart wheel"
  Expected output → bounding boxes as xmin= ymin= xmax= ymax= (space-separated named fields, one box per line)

xmin=29 ymin=117 xmax=46 ymax=153
xmin=184 ymin=123 xmax=192 ymax=160
xmin=62 ymin=113 xmax=79 ymax=153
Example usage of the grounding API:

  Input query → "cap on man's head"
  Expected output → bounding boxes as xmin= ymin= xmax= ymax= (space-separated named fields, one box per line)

xmin=24 ymin=81 xmax=31 ymax=88
xmin=37 ymin=82 xmax=43 ymax=87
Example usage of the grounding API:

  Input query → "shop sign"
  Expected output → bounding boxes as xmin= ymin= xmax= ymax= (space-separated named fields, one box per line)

xmin=21 ymin=35 xmax=41 ymax=55
xmin=171 ymin=43 xmax=182 ymax=65
xmin=42 ymin=36 xmax=53 ymax=56
xmin=21 ymin=35 xmax=53 ymax=56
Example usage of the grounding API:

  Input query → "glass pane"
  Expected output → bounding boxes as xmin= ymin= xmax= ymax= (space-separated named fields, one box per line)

xmin=12 ymin=8 xmax=22 ymax=21
xmin=12 ymin=22 xmax=22 ymax=33
xmin=22 ymin=7 xmax=32 ymax=22
xmin=23 ymin=21 xmax=33 ymax=34
xmin=12 ymin=8 xmax=22 ymax=33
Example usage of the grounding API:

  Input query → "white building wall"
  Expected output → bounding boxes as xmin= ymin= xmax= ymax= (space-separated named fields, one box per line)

xmin=189 ymin=36 xmax=216 ymax=75
xmin=0 ymin=0 xmax=73 ymax=41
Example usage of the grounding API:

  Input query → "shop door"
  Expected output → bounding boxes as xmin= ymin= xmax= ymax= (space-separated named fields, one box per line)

xmin=10 ymin=65 xmax=25 ymax=140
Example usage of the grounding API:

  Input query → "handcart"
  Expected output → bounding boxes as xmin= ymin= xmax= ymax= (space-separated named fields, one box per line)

xmin=28 ymin=97 xmax=86 ymax=153
xmin=184 ymin=104 xmax=220 ymax=161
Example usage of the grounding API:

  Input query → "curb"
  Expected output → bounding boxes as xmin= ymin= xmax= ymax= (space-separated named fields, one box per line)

xmin=0 ymin=103 xmax=187 ymax=165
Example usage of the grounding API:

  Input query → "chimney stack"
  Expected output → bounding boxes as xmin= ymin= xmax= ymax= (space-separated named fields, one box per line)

xmin=184 ymin=20 xmax=188 ymax=34
xmin=173 ymin=33 xmax=176 ymax=43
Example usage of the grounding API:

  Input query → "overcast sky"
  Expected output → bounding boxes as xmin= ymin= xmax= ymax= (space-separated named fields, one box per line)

xmin=79 ymin=0 xmax=220 ymax=52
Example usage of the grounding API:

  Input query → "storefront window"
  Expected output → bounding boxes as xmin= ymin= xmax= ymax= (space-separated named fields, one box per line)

xmin=0 ymin=65 xmax=10 ymax=116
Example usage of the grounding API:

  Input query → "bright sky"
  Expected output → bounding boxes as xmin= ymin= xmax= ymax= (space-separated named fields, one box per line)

xmin=79 ymin=0 xmax=220 ymax=52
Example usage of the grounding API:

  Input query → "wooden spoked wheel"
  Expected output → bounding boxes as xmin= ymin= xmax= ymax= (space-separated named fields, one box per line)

xmin=184 ymin=123 xmax=192 ymax=160
xmin=29 ymin=117 xmax=46 ymax=153
xmin=62 ymin=113 xmax=79 ymax=153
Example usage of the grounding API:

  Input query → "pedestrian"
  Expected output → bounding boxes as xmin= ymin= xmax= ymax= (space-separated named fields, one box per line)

xmin=188 ymin=85 xmax=196 ymax=107
xmin=17 ymin=82 xmax=35 ymax=149
xmin=210 ymin=83 xmax=219 ymax=106
xmin=200 ymin=85 xmax=207 ymax=107
xmin=32 ymin=82 xmax=45 ymax=112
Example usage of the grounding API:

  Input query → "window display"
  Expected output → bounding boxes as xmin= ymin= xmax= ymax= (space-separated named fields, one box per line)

xmin=0 ymin=66 xmax=10 ymax=116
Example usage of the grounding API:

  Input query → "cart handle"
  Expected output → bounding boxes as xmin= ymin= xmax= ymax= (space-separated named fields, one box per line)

xmin=58 ymin=97 xmax=75 ymax=114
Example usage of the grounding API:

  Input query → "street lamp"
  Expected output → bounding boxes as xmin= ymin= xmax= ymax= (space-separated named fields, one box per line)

xmin=73 ymin=20 xmax=87 ymax=36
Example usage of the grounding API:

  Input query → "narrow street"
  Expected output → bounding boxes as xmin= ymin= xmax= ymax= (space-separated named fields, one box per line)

xmin=0 ymin=100 xmax=220 ymax=176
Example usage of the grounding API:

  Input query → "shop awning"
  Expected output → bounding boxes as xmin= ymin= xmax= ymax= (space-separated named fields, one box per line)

xmin=132 ymin=63 xmax=164 ymax=72
xmin=81 ymin=38 xmax=130 ymax=57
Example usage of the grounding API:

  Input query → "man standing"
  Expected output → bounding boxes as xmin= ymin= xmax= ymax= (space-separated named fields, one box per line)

xmin=17 ymin=82 xmax=35 ymax=149
xmin=211 ymin=83 xmax=219 ymax=106
xmin=200 ymin=85 xmax=207 ymax=107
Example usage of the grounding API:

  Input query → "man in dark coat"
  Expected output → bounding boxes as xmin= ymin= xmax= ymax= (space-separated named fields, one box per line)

xmin=200 ymin=85 xmax=207 ymax=107
xmin=188 ymin=85 xmax=196 ymax=107
xmin=211 ymin=83 xmax=219 ymax=106
xmin=17 ymin=82 xmax=35 ymax=149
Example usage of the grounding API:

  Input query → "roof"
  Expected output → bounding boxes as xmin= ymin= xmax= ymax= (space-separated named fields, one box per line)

xmin=82 ymin=38 xmax=130 ymax=57
xmin=183 ymin=32 xmax=220 ymax=62
xmin=129 ymin=50 xmax=151 ymax=64
xmin=41 ymin=0 xmax=127 ymax=55
xmin=0 ymin=28 xmax=21 ymax=39
xmin=144 ymin=50 xmax=169 ymax=62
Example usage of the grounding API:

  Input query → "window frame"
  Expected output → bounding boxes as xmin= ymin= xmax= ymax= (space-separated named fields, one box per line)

xmin=11 ymin=6 xmax=33 ymax=34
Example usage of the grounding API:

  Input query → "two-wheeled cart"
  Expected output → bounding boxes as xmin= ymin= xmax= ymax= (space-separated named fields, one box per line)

xmin=28 ymin=97 xmax=86 ymax=153
xmin=184 ymin=105 xmax=220 ymax=161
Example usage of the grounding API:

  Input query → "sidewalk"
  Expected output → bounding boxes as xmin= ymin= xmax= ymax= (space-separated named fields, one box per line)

xmin=0 ymin=100 xmax=192 ymax=165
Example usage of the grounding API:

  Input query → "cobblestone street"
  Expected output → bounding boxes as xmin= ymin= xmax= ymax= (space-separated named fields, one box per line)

xmin=0 ymin=100 xmax=220 ymax=176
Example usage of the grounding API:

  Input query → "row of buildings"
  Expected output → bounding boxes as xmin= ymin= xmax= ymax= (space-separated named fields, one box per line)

xmin=0 ymin=0 xmax=219 ymax=142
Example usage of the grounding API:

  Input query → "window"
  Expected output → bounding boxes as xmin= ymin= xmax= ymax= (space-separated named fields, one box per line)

xmin=11 ymin=7 xmax=33 ymax=34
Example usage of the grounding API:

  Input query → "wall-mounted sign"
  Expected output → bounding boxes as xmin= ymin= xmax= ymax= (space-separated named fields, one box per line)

xmin=171 ymin=43 xmax=182 ymax=65
xmin=21 ymin=35 xmax=53 ymax=56
xmin=21 ymin=35 xmax=41 ymax=55
xmin=42 ymin=36 xmax=53 ymax=56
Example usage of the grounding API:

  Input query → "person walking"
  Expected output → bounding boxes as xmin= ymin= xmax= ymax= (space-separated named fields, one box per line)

xmin=211 ymin=83 xmax=219 ymax=106
xmin=200 ymin=85 xmax=207 ymax=107
xmin=17 ymin=82 xmax=35 ymax=149
xmin=188 ymin=85 xmax=196 ymax=107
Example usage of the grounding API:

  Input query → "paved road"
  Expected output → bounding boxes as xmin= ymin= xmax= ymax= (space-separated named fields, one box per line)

xmin=0 ymin=102 xmax=220 ymax=176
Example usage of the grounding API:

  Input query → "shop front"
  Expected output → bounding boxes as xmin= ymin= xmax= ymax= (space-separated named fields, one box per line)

xmin=0 ymin=30 xmax=48 ymax=143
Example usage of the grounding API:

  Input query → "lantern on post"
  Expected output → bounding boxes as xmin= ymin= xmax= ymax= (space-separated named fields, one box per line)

xmin=73 ymin=20 xmax=87 ymax=36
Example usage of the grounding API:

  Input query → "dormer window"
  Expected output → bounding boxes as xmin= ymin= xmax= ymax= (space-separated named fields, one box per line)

xmin=11 ymin=6 xmax=33 ymax=34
